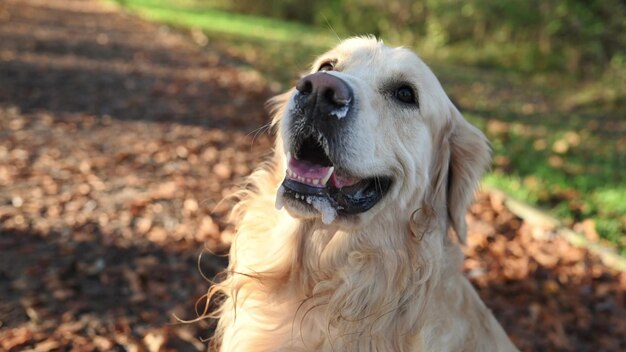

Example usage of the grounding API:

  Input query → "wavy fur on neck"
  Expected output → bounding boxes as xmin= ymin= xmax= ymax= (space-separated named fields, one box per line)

xmin=207 ymin=153 xmax=456 ymax=351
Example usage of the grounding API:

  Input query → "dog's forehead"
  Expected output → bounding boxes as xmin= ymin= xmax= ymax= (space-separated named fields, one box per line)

xmin=321 ymin=37 xmax=425 ymax=78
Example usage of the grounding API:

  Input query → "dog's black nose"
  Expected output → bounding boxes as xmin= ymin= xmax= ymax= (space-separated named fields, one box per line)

xmin=296 ymin=73 xmax=352 ymax=117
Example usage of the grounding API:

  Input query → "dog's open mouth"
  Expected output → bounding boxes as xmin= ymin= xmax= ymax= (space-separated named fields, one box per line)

xmin=276 ymin=135 xmax=391 ymax=224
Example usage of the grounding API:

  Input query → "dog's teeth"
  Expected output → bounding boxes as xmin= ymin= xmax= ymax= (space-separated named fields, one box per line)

xmin=305 ymin=178 xmax=311 ymax=184
xmin=312 ymin=179 xmax=319 ymax=185
xmin=321 ymin=167 xmax=334 ymax=185
xmin=306 ymin=196 xmax=312 ymax=204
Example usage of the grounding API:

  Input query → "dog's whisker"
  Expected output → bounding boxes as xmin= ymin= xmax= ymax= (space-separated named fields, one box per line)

xmin=321 ymin=14 xmax=342 ymax=43
xmin=246 ymin=122 xmax=273 ymax=149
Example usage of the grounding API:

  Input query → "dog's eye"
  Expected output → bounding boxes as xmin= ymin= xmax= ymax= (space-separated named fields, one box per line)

xmin=395 ymin=85 xmax=418 ymax=105
xmin=318 ymin=61 xmax=334 ymax=72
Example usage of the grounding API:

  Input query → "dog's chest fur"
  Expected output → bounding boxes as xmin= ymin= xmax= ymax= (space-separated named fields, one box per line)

xmin=221 ymin=219 xmax=461 ymax=351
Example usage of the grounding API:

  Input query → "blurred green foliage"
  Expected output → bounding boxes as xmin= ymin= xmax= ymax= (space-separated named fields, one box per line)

xmin=198 ymin=0 xmax=625 ymax=76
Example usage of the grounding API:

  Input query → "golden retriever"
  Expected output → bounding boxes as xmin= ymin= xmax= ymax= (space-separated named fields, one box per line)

xmin=208 ymin=37 xmax=519 ymax=352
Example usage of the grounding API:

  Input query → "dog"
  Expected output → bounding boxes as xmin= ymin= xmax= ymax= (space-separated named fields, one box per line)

xmin=208 ymin=37 xmax=519 ymax=352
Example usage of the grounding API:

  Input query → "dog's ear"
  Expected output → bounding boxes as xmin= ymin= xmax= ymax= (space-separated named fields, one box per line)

xmin=445 ymin=107 xmax=491 ymax=243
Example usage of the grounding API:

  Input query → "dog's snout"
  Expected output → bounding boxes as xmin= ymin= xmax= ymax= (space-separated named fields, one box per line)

xmin=296 ymin=73 xmax=352 ymax=116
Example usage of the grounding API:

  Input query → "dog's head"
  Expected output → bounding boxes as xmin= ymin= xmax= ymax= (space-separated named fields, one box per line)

xmin=273 ymin=37 xmax=490 ymax=241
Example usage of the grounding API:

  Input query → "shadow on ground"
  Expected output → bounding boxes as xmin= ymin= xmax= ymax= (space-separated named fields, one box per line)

xmin=0 ymin=0 xmax=271 ymax=129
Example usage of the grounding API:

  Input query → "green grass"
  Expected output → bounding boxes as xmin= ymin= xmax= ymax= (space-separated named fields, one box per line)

xmin=111 ymin=0 xmax=335 ymax=47
xmin=108 ymin=0 xmax=626 ymax=254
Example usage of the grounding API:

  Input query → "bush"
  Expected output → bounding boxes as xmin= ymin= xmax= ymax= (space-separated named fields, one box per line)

xmin=196 ymin=0 xmax=625 ymax=76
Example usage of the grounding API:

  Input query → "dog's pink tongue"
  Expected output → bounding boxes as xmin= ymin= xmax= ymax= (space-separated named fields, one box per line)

xmin=288 ymin=158 xmax=331 ymax=178
xmin=287 ymin=155 xmax=360 ymax=189
xmin=330 ymin=172 xmax=360 ymax=189
xmin=287 ymin=157 xmax=333 ymax=187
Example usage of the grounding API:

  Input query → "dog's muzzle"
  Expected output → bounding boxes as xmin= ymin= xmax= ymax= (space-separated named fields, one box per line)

xmin=276 ymin=73 xmax=392 ymax=224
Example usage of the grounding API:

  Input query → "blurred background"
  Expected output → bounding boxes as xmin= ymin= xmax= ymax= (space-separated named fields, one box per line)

xmin=0 ymin=0 xmax=624 ymax=351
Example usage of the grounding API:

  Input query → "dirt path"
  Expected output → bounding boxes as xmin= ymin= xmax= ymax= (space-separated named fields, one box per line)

xmin=0 ymin=1 xmax=624 ymax=351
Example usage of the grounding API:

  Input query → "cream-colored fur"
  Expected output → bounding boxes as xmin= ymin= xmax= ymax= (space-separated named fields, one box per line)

xmin=208 ymin=37 xmax=519 ymax=352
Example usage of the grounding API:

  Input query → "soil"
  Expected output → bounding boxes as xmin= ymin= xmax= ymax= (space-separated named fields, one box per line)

xmin=0 ymin=1 xmax=624 ymax=351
